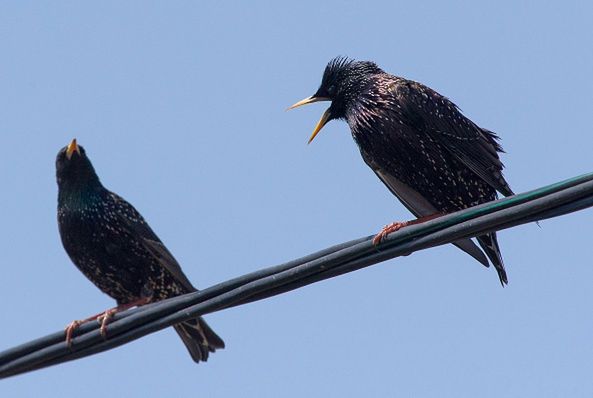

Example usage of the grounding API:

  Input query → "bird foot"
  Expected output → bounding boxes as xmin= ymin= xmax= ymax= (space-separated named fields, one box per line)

xmin=96 ymin=297 xmax=152 ymax=338
xmin=65 ymin=320 xmax=82 ymax=347
xmin=372 ymin=221 xmax=409 ymax=245
xmin=64 ymin=297 xmax=151 ymax=346
xmin=64 ymin=311 xmax=106 ymax=347
xmin=97 ymin=309 xmax=117 ymax=338
xmin=372 ymin=213 xmax=443 ymax=246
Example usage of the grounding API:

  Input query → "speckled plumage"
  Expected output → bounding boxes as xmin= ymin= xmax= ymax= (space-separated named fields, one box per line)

xmin=292 ymin=57 xmax=513 ymax=285
xmin=56 ymin=141 xmax=224 ymax=361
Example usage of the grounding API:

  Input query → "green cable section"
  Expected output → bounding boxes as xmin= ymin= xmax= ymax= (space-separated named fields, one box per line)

xmin=379 ymin=171 xmax=593 ymax=247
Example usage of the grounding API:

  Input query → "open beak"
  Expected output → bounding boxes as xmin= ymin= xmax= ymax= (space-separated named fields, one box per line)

xmin=307 ymin=108 xmax=331 ymax=144
xmin=66 ymin=138 xmax=80 ymax=160
xmin=287 ymin=96 xmax=331 ymax=144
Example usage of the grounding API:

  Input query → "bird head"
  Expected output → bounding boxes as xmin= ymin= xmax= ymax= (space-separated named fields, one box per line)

xmin=56 ymin=139 xmax=101 ymax=190
xmin=288 ymin=57 xmax=383 ymax=143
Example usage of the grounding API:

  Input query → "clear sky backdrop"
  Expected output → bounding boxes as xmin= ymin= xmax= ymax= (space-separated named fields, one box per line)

xmin=2 ymin=2 xmax=593 ymax=397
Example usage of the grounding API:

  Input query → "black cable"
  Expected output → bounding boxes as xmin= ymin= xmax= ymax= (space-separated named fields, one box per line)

xmin=1 ymin=172 xmax=592 ymax=379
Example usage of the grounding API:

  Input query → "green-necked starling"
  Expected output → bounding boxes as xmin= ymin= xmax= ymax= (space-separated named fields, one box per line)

xmin=289 ymin=57 xmax=513 ymax=285
xmin=56 ymin=139 xmax=224 ymax=362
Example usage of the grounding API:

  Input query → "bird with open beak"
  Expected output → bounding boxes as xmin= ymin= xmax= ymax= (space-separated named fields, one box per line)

xmin=288 ymin=57 xmax=514 ymax=285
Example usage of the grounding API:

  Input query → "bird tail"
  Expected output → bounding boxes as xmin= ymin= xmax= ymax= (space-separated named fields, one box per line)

xmin=476 ymin=232 xmax=508 ymax=286
xmin=453 ymin=238 xmax=490 ymax=268
xmin=174 ymin=317 xmax=225 ymax=363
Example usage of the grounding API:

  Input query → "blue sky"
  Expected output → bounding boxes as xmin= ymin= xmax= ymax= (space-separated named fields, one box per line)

xmin=2 ymin=1 xmax=593 ymax=397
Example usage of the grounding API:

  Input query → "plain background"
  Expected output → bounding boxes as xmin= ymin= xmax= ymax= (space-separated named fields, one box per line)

xmin=2 ymin=1 xmax=593 ymax=397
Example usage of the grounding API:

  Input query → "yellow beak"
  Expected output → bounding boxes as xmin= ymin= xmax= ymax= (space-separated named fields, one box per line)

xmin=307 ymin=108 xmax=331 ymax=144
xmin=66 ymin=138 xmax=80 ymax=160
xmin=287 ymin=96 xmax=331 ymax=144
xmin=286 ymin=95 xmax=329 ymax=110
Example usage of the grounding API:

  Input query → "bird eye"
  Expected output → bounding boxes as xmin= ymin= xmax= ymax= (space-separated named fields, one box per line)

xmin=327 ymin=85 xmax=336 ymax=96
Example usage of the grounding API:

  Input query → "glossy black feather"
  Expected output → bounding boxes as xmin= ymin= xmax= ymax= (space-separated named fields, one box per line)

xmin=56 ymin=144 xmax=224 ymax=361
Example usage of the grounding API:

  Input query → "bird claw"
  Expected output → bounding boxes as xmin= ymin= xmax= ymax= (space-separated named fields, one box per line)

xmin=96 ymin=297 xmax=151 ymax=338
xmin=64 ymin=308 xmax=115 ymax=346
xmin=372 ymin=214 xmax=443 ymax=246
xmin=64 ymin=320 xmax=82 ymax=347
xmin=64 ymin=297 xmax=151 ymax=346
xmin=372 ymin=221 xmax=408 ymax=245
xmin=97 ymin=309 xmax=116 ymax=338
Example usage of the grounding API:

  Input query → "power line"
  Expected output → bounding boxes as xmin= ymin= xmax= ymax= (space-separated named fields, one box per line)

xmin=1 ymin=171 xmax=592 ymax=378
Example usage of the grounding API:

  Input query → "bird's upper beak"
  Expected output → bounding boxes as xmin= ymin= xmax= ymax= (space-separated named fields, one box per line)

xmin=66 ymin=138 xmax=81 ymax=160
xmin=287 ymin=96 xmax=331 ymax=144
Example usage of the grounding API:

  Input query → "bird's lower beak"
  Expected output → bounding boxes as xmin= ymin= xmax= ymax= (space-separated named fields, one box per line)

xmin=287 ymin=96 xmax=332 ymax=144
xmin=307 ymin=108 xmax=331 ymax=144
xmin=66 ymin=138 xmax=80 ymax=160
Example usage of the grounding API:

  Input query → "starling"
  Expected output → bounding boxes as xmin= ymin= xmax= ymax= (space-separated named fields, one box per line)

xmin=56 ymin=139 xmax=224 ymax=362
xmin=289 ymin=57 xmax=514 ymax=285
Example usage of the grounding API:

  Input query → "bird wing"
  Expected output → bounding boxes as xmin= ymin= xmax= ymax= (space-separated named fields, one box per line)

xmin=110 ymin=192 xmax=196 ymax=292
xmin=373 ymin=168 xmax=490 ymax=267
xmin=389 ymin=80 xmax=514 ymax=197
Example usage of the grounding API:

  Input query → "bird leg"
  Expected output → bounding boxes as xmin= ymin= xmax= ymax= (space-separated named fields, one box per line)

xmin=97 ymin=297 xmax=152 ymax=337
xmin=64 ymin=296 xmax=151 ymax=346
xmin=65 ymin=311 xmax=108 ymax=347
xmin=372 ymin=213 xmax=443 ymax=245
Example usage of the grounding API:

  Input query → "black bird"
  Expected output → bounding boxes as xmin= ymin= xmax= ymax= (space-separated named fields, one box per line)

xmin=56 ymin=139 xmax=224 ymax=362
xmin=289 ymin=57 xmax=513 ymax=285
